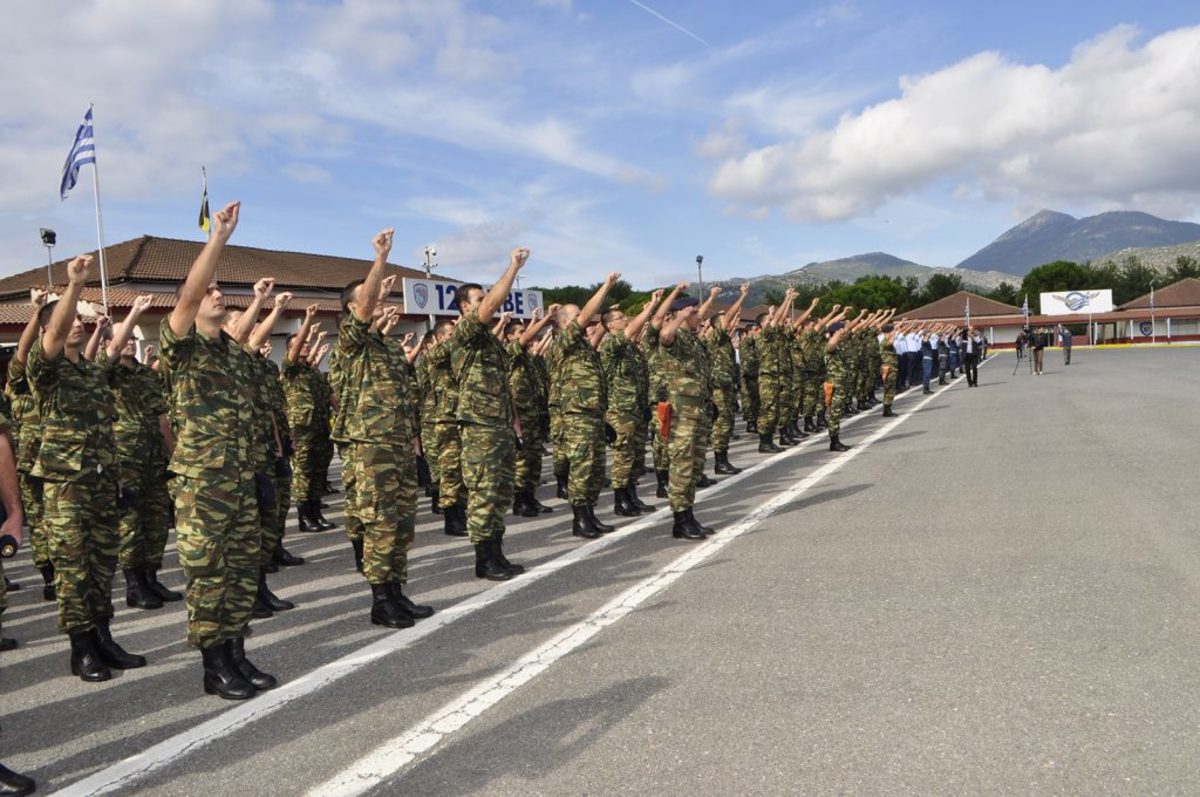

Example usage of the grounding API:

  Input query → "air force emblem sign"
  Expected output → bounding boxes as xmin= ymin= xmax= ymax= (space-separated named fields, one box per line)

xmin=414 ymin=283 xmax=429 ymax=310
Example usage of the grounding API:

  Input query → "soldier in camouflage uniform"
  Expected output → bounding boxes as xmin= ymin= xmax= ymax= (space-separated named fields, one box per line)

xmin=333 ymin=233 xmax=432 ymax=629
xmin=507 ymin=309 xmax=557 ymax=517
xmin=739 ymin=323 xmax=760 ymax=434
xmin=644 ymin=283 xmax=686 ymax=497
xmin=415 ymin=329 xmax=441 ymax=515
xmin=161 ymin=202 xmax=278 ymax=699
xmin=102 ymin=296 xmax=182 ymax=611
xmin=448 ymin=250 xmax=529 ymax=579
xmin=423 ymin=320 xmax=467 ymax=537
xmin=31 ymin=255 xmax=147 ymax=682
xmin=880 ymin=321 xmax=901 ymax=418
xmin=599 ymin=291 xmax=660 ymax=517
xmin=822 ymin=308 xmax=859 ymax=452
xmin=548 ymin=274 xmax=621 ymax=539
xmin=283 ymin=309 xmax=333 ymax=533
xmin=0 ymin=391 xmax=26 ymax=653
xmin=658 ymin=298 xmax=715 ymax=540
xmin=706 ymin=283 xmax=751 ymax=475
xmin=755 ymin=291 xmax=796 ymax=453
xmin=7 ymin=291 xmax=53 ymax=601
xmin=628 ymin=327 xmax=653 ymax=494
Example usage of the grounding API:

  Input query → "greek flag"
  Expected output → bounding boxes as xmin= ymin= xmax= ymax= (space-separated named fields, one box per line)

xmin=60 ymin=106 xmax=96 ymax=200
xmin=965 ymin=294 xmax=971 ymax=326
xmin=1021 ymin=294 xmax=1029 ymax=321
xmin=1149 ymin=284 xmax=1155 ymax=312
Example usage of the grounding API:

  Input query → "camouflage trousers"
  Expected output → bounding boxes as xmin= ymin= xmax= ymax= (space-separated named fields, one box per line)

xmin=174 ymin=465 xmax=260 ymax=649
xmin=313 ymin=421 xmax=334 ymax=495
xmin=514 ymin=408 xmax=544 ymax=494
xmin=563 ymin=412 xmax=605 ymax=506
xmin=824 ymin=380 xmax=846 ymax=436
xmin=549 ymin=407 xmax=568 ymax=478
xmin=757 ymin=373 xmax=785 ymax=434
xmin=420 ymin=419 xmax=440 ymax=485
xmin=710 ymin=384 xmax=736 ymax=453
xmin=435 ymin=422 xmax=464 ymax=509
xmin=344 ymin=442 xmax=417 ymax=585
xmin=290 ymin=427 xmax=319 ymax=505
xmin=19 ymin=471 xmax=48 ymax=566
xmin=44 ymin=476 xmax=119 ymax=635
xmin=667 ymin=405 xmax=706 ymax=512
xmin=633 ymin=415 xmax=650 ymax=478
xmin=258 ymin=460 xmax=292 ymax=565
xmin=881 ymin=363 xmax=898 ymax=407
xmin=338 ymin=444 xmax=366 ymax=543
xmin=741 ymin=375 xmax=759 ymax=426
xmin=117 ymin=463 xmax=173 ymax=570
xmin=802 ymin=374 xmax=824 ymax=419
xmin=650 ymin=404 xmax=669 ymax=473
xmin=460 ymin=423 xmax=515 ymax=545
xmin=782 ymin=371 xmax=800 ymax=426
xmin=607 ymin=409 xmax=640 ymax=488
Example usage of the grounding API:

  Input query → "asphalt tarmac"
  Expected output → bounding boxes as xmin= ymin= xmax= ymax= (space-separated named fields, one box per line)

xmin=5 ymin=346 xmax=1200 ymax=795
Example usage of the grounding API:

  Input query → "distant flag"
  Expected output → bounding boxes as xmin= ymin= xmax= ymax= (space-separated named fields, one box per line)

xmin=965 ymin=294 xmax=971 ymax=327
xmin=1149 ymin=283 xmax=1155 ymax=312
xmin=60 ymin=106 xmax=96 ymax=200
xmin=199 ymin=166 xmax=212 ymax=235
xmin=1021 ymin=294 xmax=1029 ymax=322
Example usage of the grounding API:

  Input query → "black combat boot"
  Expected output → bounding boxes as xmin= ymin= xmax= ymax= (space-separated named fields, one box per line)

xmin=124 ymin=568 xmax=163 ymax=610
xmin=655 ymin=470 xmax=669 ymax=498
xmin=829 ymin=434 xmax=850 ymax=452
xmin=792 ymin=421 xmax=810 ymax=439
xmin=94 ymin=618 xmax=147 ymax=669
xmin=271 ymin=542 xmax=305 ymax=568
xmin=759 ymin=433 xmax=782 ymax=453
xmin=586 ymin=504 xmax=615 ymax=532
xmin=0 ymin=763 xmax=35 ymax=796
xmin=816 ymin=411 xmax=827 ymax=428
xmin=529 ymin=491 xmax=553 ymax=514
xmin=882 ymin=405 xmax=896 ymax=417
xmin=803 ymin=417 xmax=817 ymax=433
xmin=671 ymin=511 xmax=705 ymax=540
xmin=713 ymin=451 xmax=741 ymax=475
xmin=555 ymin=472 xmax=569 ymax=500
xmin=628 ymin=481 xmax=656 ymax=513
xmin=230 ymin=636 xmax=277 ymax=690
xmin=489 ymin=537 xmax=525 ymax=576
xmin=613 ymin=487 xmax=640 ymax=517
xmin=201 ymin=642 xmax=255 ymax=700
xmin=777 ymin=432 xmax=795 ymax=448
xmin=297 ymin=500 xmax=322 ymax=533
xmin=69 ymin=629 xmax=112 ymax=682
xmin=256 ymin=569 xmax=295 ymax=612
xmin=430 ymin=488 xmax=442 ymax=515
xmin=512 ymin=491 xmax=540 ymax=518
xmin=444 ymin=503 xmax=468 ymax=537
xmin=571 ymin=504 xmax=602 ymax=539
xmin=351 ymin=537 xmax=364 ymax=573
xmin=386 ymin=581 xmax=435 ymax=618
xmin=746 ymin=420 xmax=758 ymax=434
xmin=685 ymin=508 xmax=715 ymax=536
xmin=314 ymin=503 xmax=337 ymax=531
xmin=696 ymin=473 xmax=717 ymax=489
xmin=474 ymin=541 xmax=513 ymax=581
xmin=369 ymin=583 xmax=415 ymax=628
xmin=145 ymin=567 xmax=185 ymax=601
xmin=39 ymin=563 xmax=55 ymax=602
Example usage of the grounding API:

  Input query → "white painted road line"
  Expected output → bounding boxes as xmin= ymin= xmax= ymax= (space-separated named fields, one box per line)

xmin=50 ymin=374 xmax=961 ymax=797
xmin=308 ymin=383 xmax=953 ymax=796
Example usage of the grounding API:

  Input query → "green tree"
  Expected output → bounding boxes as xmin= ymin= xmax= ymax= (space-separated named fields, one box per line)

xmin=919 ymin=273 xmax=963 ymax=305
xmin=762 ymin=288 xmax=785 ymax=307
xmin=988 ymin=281 xmax=1019 ymax=306
xmin=1114 ymin=255 xmax=1156 ymax=305
xmin=1167 ymin=255 xmax=1200 ymax=283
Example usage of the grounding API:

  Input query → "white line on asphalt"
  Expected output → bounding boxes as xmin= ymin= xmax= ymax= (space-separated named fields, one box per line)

xmin=307 ymin=382 xmax=955 ymax=796
xmin=50 ymin=372 xmax=964 ymax=797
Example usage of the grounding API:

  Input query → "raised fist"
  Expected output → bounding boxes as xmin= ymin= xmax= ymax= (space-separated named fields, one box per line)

xmin=373 ymin=228 xmax=395 ymax=256
xmin=739 ymin=283 xmax=750 ymax=296
xmin=212 ymin=201 xmax=241 ymax=240
xmin=511 ymin=248 xmax=531 ymax=269
xmin=304 ymin=303 xmax=319 ymax=319
xmin=253 ymin=277 xmax=275 ymax=299
xmin=132 ymin=295 xmax=154 ymax=314
xmin=274 ymin=292 xmax=294 ymax=309
xmin=67 ymin=254 xmax=93 ymax=284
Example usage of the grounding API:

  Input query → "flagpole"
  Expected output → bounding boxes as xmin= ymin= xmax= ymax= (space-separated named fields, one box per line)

xmin=88 ymin=103 xmax=110 ymax=315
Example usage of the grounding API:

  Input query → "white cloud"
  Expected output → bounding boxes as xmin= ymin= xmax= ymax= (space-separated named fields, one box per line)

xmin=709 ymin=25 xmax=1200 ymax=221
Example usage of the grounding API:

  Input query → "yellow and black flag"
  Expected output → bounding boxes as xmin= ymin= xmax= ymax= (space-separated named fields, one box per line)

xmin=198 ymin=166 xmax=211 ymax=235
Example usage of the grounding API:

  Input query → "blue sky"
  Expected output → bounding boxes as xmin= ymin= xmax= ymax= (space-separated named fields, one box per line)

xmin=2 ymin=0 xmax=1199 ymax=287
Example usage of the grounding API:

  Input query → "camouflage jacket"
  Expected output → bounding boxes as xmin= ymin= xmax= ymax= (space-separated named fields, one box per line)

xmin=705 ymin=324 xmax=736 ymax=389
xmin=507 ymin=341 xmax=541 ymax=421
xmin=27 ymin=338 xmax=117 ymax=483
xmin=331 ymin=314 xmax=417 ymax=445
xmin=449 ymin=310 xmax=512 ymax=427
xmin=6 ymin=357 xmax=40 ymax=474
xmin=106 ymin=356 xmax=170 ymax=468
xmin=740 ymin=336 xmax=759 ymax=380
xmin=553 ymin=320 xmax=607 ymax=416
xmin=659 ymin=327 xmax=710 ymax=411
xmin=282 ymin=359 xmax=318 ymax=429
xmin=599 ymin=331 xmax=642 ymax=416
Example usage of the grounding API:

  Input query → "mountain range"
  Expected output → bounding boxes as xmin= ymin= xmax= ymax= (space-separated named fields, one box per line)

xmin=719 ymin=210 xmax=1200 ymax=305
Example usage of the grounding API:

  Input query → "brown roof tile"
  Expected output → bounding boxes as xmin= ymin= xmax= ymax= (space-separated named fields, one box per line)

xmin=0 ymin=236 xmax=437 ymax=300
xmin=902 ymin=291 xmax=1019 ymax=321
xmin=1119 ymin=277 xmax=1200 ymax=309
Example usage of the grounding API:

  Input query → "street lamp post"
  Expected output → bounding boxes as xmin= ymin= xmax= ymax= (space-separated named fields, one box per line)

xmin=423 ymin=244 xmax=438 ymax=330
xmin=40 ymin=228 xmax=56 ymax=284
xmin=696 ymin=255 xmax=704 ymax=295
